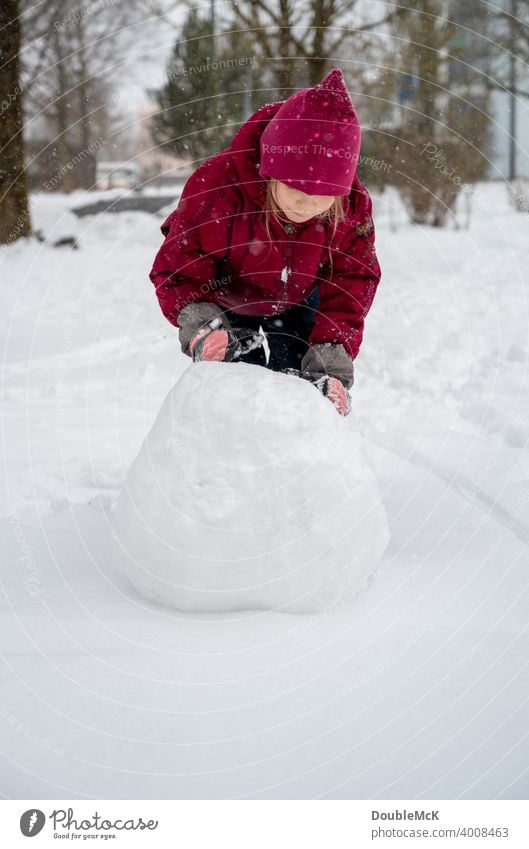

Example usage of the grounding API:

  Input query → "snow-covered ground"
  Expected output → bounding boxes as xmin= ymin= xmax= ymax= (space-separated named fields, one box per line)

xmin=0 ymin=184 xmax=528 ymax=799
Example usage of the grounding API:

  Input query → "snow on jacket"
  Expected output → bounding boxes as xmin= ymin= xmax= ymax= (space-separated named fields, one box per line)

xmin=149 ymin=101 xmax=381 ymax=360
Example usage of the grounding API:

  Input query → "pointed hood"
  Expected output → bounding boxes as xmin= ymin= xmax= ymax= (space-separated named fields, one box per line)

xmin=258 ymin=68 xmax=362 ymax=196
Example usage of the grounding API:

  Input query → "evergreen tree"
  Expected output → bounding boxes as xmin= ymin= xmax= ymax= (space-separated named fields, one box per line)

xmin=152 ymin=9 xmax=261 ymax=162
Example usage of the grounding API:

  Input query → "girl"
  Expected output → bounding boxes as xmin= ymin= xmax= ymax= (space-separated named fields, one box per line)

xmin=149 ymin=68 xmax=381 ymax=416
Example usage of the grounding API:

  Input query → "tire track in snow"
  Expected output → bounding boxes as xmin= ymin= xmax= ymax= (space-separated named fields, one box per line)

xmin=371 ymin=436 xmax=529 ymax=545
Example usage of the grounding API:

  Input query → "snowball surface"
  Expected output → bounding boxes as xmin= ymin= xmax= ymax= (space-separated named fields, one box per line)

xmin=111 ymin=362 xmax=389 ymax=613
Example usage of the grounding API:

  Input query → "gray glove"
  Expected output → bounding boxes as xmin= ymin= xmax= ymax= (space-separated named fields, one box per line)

xmin=301 ymin=343 xmax=354 ymax=389
xmin=177 ymin=301 xmax=264 ymax=363
xmin=177 ymin=302 xmax=231 ymax=357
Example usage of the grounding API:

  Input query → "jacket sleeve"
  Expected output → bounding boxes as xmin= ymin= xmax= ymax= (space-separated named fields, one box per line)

xmin=309 ymin=189 xmax=381 ymax=360
xmin=148 ymin=163 xmax=235 ymax=326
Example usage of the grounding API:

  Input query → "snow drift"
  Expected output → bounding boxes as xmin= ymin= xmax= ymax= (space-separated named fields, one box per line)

xmin=111 ymin=361 xmax=389 ymax=613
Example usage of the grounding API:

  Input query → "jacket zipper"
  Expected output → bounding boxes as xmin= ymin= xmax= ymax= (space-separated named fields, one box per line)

xmin=277 ymin=221 xmax=296 ymax=312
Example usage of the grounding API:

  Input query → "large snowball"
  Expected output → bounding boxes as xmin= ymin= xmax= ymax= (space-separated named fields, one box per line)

xmin=111 ymin=362 xmax=389 ymax=613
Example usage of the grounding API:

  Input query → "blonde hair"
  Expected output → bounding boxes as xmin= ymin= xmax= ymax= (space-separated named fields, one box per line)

xmin=263 ymin=178 xmax=346 ymax=271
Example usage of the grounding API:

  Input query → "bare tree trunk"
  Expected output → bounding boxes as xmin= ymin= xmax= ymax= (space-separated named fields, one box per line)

xmin=275 ymin=0 xmax=296 ymax=96
xmin=50 ymin=21 xmax=74 ymax=194
xmin=0 ymin=0 xmax=31 ymax=243
xmin=306 ymin=0 xmax=329 ymax=86
xmin=75 ymin=15 xmax=97 ymax=188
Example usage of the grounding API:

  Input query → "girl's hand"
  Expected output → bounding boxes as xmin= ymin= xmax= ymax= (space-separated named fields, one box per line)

xmin=189 ymin=321 xmax=231 ymax=362
xmin=177 ymin=302 xmax=232 ymax=361
xmin=313 ymin=375 xmax=351 ymax=416
xmin=301 ymin=343 xmax=354 ymax=415
xmin=177 ymin=302 xmax=265 ymax=363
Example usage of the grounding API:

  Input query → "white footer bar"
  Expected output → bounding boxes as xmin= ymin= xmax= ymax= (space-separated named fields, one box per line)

xmin=2 ymin=799 xmax=528 ymax=847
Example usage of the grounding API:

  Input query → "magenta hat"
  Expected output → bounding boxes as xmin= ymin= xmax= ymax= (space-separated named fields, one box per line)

xmin=259 ymin=68 xmax=361 ymax=196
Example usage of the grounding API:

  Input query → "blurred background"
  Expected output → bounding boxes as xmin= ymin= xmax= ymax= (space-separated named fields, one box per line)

xmin=2 ymin=0 xmax=529 ymax=238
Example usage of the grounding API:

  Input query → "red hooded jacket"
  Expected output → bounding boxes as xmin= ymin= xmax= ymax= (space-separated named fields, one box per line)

xmin=149 ymin=101 xmax=381 ymax=360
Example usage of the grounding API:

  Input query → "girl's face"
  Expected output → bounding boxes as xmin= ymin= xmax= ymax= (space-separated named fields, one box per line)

xmin=272 ymin=180 xmax=335 ymax=223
